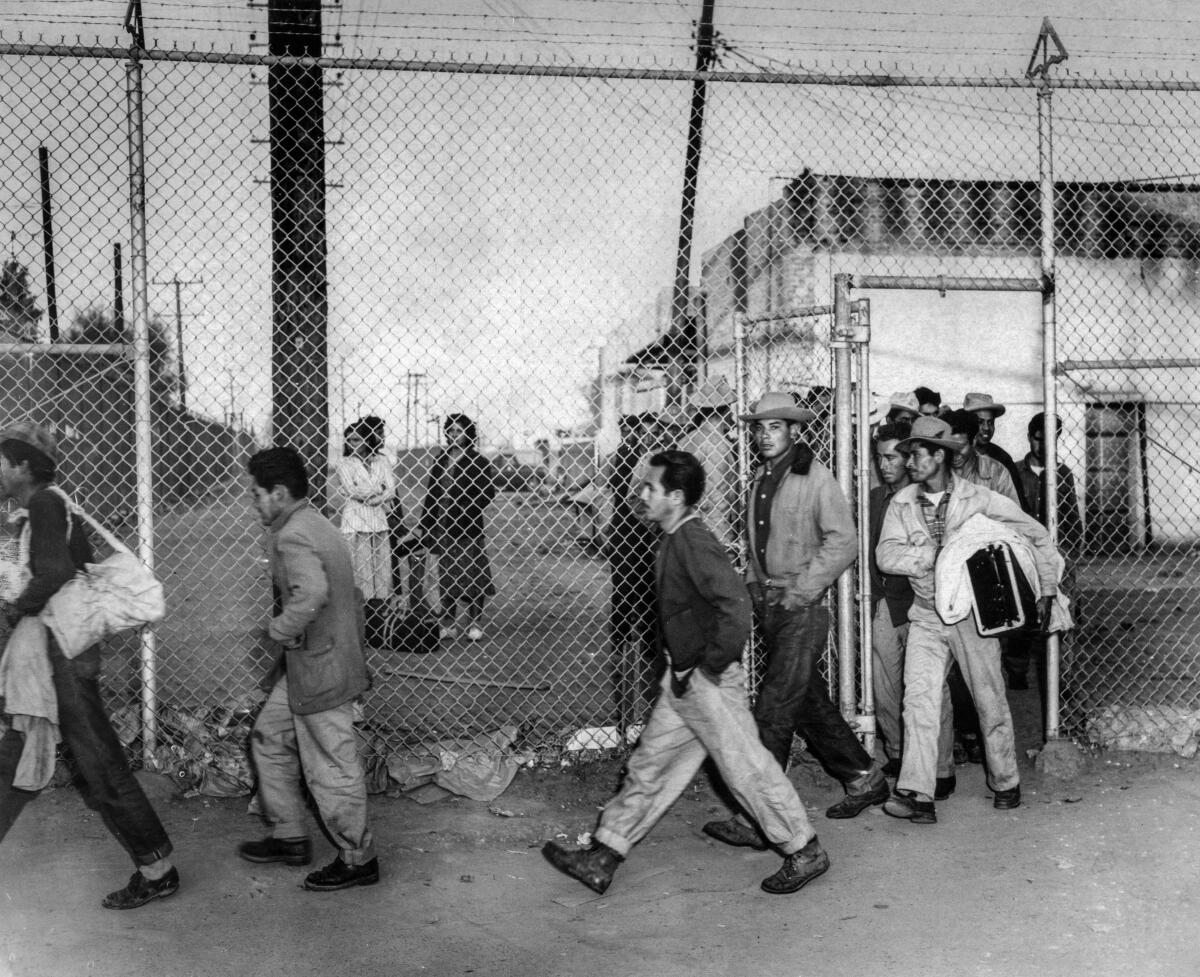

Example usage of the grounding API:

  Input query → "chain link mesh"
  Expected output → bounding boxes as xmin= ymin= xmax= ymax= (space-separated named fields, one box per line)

xmin=1 ymin=47 xmax=1198 ymax=788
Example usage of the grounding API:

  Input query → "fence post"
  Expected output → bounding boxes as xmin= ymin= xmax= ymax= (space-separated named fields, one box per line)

xmin=125 ymin=37 xmax=158 ymax=761
xmin=852 ymin=296 xmax=874 ymax=752
xmin=832 ymin=274 xmax=857 ymax=720
xmin=1037 ymin=79 xmax=1063 ymax=742
xmin=733 ymin=313 xmax=760 ymax=687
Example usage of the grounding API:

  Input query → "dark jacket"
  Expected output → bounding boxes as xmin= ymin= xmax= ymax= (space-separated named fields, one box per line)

xmin=1016 ymin=454 xmax=1084 ymax=557
xmin=419 ymin=449 xmax=497 ymax=546
xmin=264 ymin=500 xmax=369 ymax=715
xmin=868 ymin=484 xmax=914 ymax=627
xmin=14 ymin=486 xmax=93 ymax=619
xmin=655 ymin=515 xmax=751 ymax=677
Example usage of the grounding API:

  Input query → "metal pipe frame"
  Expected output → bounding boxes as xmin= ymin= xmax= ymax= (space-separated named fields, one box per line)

xmin=852 ymin=275 xmax=1042 ymax=293
xmin=1037 ymin=81 xmax=1063 ymax=742
xmin=126 ymin=48 xmax=159 ymax=762
xmin=732 ymin=315 xmax=759 ymax=689
xmin=831 ymin=275 xmax=857 ymax=722
xmin=6 ymin=42 xmax=1200 ymax=92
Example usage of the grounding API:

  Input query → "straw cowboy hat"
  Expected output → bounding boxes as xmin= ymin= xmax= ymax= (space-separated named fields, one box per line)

xmin=962 ymin=392 xmax=1007 ymax=417
xmin=896 ymin=415 xmax=962 ymax=454
xmin=689 ymin=375 xmax=735 ymax=412
xmin=887 ymin=391 xmax=921 ymax=416
xmin=0 ymin=419 xmax=59 ymax=463
xmin=739 ymin=392 xmax=817 ymax=425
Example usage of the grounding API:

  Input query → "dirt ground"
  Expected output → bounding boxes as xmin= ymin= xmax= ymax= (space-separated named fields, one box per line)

xmin=3 ymin=684 xmax=1200 ymax=977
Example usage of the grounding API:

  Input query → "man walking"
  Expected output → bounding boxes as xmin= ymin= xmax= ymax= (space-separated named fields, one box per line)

xmin=704 ymin=392 xmax=887 ymax=850
xmin=868 ymin=421 xmax=954 ymax=796
xmin=240 ymin=446 xmax=379 ymax=890
xmin=0 ymin=421 xmax=178 ymax=909
xmin=542 ymin=450 xmax=828 ymax=896
xmin=877 ymin=417 xmax=1060 ymax=824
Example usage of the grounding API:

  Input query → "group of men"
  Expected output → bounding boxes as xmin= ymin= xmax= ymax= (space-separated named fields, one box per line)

xmin=543 ymin=381 xmax=1076 ymax=895
xmin=1 ymin=378 xmax=1080 ymax=908
xmin=0 ymin=432 xmax=380 ymax=909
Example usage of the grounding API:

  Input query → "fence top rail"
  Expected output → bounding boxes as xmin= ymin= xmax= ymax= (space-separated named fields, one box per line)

xmin=4 ymin=41 xmax=1200 ymax=92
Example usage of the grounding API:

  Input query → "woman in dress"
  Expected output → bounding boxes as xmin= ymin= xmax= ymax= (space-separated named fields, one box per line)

xmin=334 ymin=415 xmax=396 ymax=644
xmin=419 ymin=414 xmax=497 ymax=642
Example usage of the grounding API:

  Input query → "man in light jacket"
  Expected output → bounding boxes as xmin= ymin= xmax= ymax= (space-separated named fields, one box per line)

xmin=240 ymin=446 xmax=379 ymax=891
xmin=877 ymin=416 xmax=1060 ymax=824
xmin=542 ymin=450 xmax=828 ymax=896
xmin=704 ymin=393 xmax=887 ymax=853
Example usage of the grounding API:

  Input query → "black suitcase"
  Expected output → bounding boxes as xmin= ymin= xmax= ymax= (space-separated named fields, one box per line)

xmin=965 ymin=542 xmax=1037 ymax=637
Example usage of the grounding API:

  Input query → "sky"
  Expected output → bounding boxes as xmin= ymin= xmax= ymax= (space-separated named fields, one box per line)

xmin=0 ymin=1 xmax=1196 ymax=451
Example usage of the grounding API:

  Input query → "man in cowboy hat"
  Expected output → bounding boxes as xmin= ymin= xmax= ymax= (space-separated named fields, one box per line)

xmin=679 ymin=375 xmax=739 ymax=551
xmin=963 ymin=392 xmax=1025 ymax=508
xmin=876 ymin=416 xmax=1060 ymax=824
xmin=703 ymin=392 xmax=888 ymax=852
xmin=885 ymin=391 xmax=921 ymax=425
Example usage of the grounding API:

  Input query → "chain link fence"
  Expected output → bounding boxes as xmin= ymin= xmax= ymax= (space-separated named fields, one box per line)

xmin=1 ymin=44 xmax=1198 ymax=795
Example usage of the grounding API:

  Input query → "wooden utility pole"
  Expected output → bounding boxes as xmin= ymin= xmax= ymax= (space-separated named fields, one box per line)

xmin=152 ymin=273 xmax=203 ymax=411
xmin=667 ymin=0 xmax=716 ymax=407
xmin=38 ymin=147 xmax=58 ymax=341
xmin=268 ymin=0 xmax=330 ymax=505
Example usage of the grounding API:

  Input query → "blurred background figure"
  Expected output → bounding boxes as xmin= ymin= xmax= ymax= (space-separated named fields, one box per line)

xmin=679 ymin=375 xmax=739 ymax=552
xmin=419 ymin=414 xmax=498 ymax=643
xmin=602 ymin=411 xmax=660 ymax=727
xmin=333 ymin=415 xmax=396 ymax=646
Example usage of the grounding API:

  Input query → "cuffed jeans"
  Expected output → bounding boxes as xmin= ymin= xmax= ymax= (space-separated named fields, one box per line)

xmin=0 ymin=635 xmax=172 ymax=866
xmin=251 ymin=678 xmax=375 ymax=865
xmin=595 ymin=663 xmax=814 ymax=857
xmin=872 ymin=601 xmax=954 ymax=777
xmin=753 ymin=601 xmax=874 ymax=784
xmin=897 ymin=605 xmax=1019 ymax=800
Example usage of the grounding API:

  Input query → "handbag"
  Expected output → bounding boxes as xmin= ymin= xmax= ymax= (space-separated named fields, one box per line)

xmin=40 ymin=489 xmax=165 ymax=658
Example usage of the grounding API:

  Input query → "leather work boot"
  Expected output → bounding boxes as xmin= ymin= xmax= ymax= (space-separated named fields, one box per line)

xmin=935 ymin=774 xmax=957 ymax=800
xmin=701 ymin=817 xmax=768 ymax=851
xmin=303 ymin=856 xmax=380 ymax=892
xmin=760 ymin=837 xmax=830 ymax=895
xmin=541 ymin=841 xmax=623 ymax=894
xmin=825 ymin=770 xmax=889 ymax=819
xmin=238 ymin=836 xmax=313 ymax=866
xmin=993 ymin=785 xmax=1022 ymax=810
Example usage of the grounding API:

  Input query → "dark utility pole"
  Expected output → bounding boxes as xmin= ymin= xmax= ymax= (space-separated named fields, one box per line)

xmin=268 ymin=0 xmax=330 ymax=505
xmin=667 ymin=0 xmax=716 ymax=406
xmin=152 ymin=273 xmax=202 ymax=411
xmin=38 ymin=147 xmax=59 ymax=341
xmin=113 ymin=243 xmax=125 ymax=332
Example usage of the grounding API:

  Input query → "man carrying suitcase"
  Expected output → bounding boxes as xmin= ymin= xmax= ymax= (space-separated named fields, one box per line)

xmin=876 ymin=417 xmax=1061 ymax=824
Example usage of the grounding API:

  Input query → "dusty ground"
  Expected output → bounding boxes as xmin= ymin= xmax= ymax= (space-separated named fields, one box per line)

xmin=2 ymin=685 xmax=1200 ymax=977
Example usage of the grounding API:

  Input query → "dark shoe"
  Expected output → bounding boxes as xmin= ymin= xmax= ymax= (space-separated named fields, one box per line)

xmin=541 ymin=841 xmax=622 ymax=895
xmin=993 ymin=785 xmax=1022 ymax=810
xmin=935 ymin=774 xmax=957 ymax=801
xmin=883 ymin=790 xmax=936 ymax=824
xmin=303 ymin=856 xmax=380 ymax=891
xmin=962 ymin=735 xmax=985 ymax=765
xmin=702 ymin=817 xmax=768 ymax=851
xmin=239 ymin=836 xmax=313 ymax=866
xmin=952 ymin=740 xmax=968 ymax=765
xmin=825 ymin=777 xmax=889 ymax=819
xmin=761 ymin=837 xmax=830 ymax=895
xmin=102 ymin=867 xmax=180 ymax=910
xmin=1005 ymin=670 xmax=1030 ymax=691
xmin=881 ymin=757 xmax=902 ymax=778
